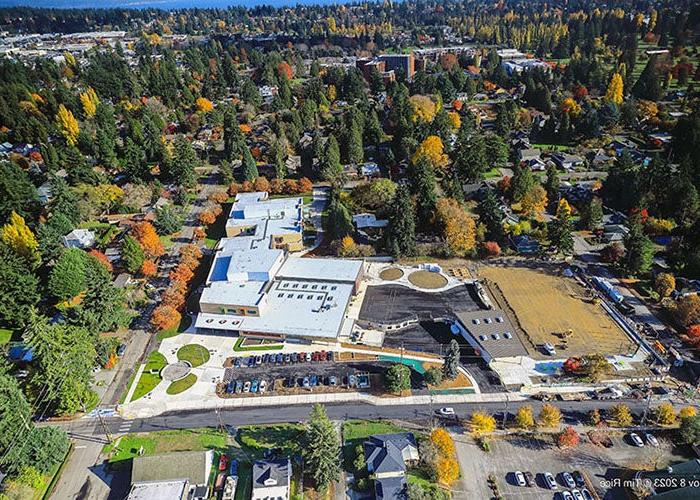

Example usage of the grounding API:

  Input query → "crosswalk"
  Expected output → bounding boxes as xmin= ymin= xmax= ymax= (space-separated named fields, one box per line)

xmin=117 ymin=420 xmax=132 ymax=434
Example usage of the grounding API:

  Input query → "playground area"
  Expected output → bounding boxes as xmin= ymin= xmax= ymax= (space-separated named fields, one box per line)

xmin=478 ymin=265 xmax=635 ymax=358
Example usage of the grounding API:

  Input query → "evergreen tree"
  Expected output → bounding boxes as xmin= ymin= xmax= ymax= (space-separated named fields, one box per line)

xmin=452 ymin=127 xmax=487 ymax=182
xmin=320 ymin=135 xmax=343 ymax=185
xmin=122 ymin=137 xmax=149 ymax=182
xmin=121 ymin=235 xmax=145 ymax=273
xmin=632 ymin=56 xmax=663 ymax=101
xmin=223 ymin=107 xmax=243 ymax=162
xmin=511 ymin=164 xmax=536 ymax=202
xmin=485 ymin=134 xmax=508 ymax=171
xmin=303 ymin=404 xmax=341 ymax=492
xmin=548 ymin=200 xmax=574 ymax=255
xmin=443 ymin=339 xmax=460 ymax=380
xmin=0 ymin=161 xmax=39 ymax=223
xmin=48 ymin=248 xmax=88 ymax=302
xmin=219 ymin=160 xmax=234 ymax=185
xmin=241 ymin=148 xmax=259 ymax=182
xmin=624 ymin=214 xmax=654 ymax=276
xmin=272 ymin=139 xmax=287 ymax=179
xmin=343 ymin=113 xmax=364 ymax=165
xmin=409 ymin=156 xmax=438 ymax=227
xmin=544 ymin=163 xmax=561 ymax=209
xmin=386 ymin=184 xmax=416 ymax=258
xmin=478 ymin=188 xmax=506 ymax=243
xmin=163 ymin=137 xmax=199 ymax=188
xmin=326 ymin=190 xmax=353 ymax=241
xmin=580 ymin=197 xmax=603 ymax=230
xmin=0 ymin=243 xmax=40 ymax=329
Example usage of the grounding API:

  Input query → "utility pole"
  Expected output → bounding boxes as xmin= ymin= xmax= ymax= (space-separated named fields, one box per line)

xmin=641 ymin=390 xmax=653 ymax=426
xmin=502 ymin=395 xmax=509 ymax=430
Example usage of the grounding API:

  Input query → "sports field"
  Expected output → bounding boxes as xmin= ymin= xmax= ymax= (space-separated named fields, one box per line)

xmin=478 ymin=265 xmax=634 ymax=358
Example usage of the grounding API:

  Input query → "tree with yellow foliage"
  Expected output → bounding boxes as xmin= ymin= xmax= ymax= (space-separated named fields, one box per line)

xmin=515 ymin=405 xmax=535 ymax=429
xmin=605 ymin=73 xmax=624 ymax=105
xmin=520 ymin=185 xmax=548 ymax=217
xmin=409 ymin=95 xmax=437 ymax=123
xmin=680 ymin=407 xmax=697 ymax=419
xmin=655 ymin=402 xmax=676 ymax=426
xmin=412 ymin=135 xmax=448 ymax=171
xmin=430 ymin=428 xmax=456 ymax=457
xmin=560 ymin=97 xmax=582 ymax=116
xmin=436 ymin=457 xmax=460 ymax=486
xmin=538 ymin=404 xmax=562 ymax=428
xmin=79 ymin=88 xmax=99 ymax=118
xmin=435 ymin=198 xmax=476 ymax=256
xmin=447 ymin=111 xmax=461 ymax=131
xmin=56 ymin=104 xmax=79 ymax=146
xmin=1 ymin=211 xmax=40 ymax=268
xmin=469 ymin=411 xmax=497 ymax=436
xmin=327 ymin=84 xmax=337 ymax=102
xmin=196 ymin=97 xmax=214 ymax=114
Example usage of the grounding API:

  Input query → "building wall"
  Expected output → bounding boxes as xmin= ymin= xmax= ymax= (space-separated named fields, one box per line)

xmin=200 ymin=303 xmax=260 ymax=317
xmin=226 ymin=223 xmax=256 ymax=238
xmin=271 ymin=232 xmax=303 ymax=252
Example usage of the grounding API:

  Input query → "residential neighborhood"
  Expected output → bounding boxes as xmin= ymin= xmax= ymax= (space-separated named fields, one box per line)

xmin=0 ymin=1 xmax=699 ymax=500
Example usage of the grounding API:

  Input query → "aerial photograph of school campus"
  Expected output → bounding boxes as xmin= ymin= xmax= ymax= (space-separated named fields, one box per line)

xmin=1 ymin=0 xmax=700 ymax=499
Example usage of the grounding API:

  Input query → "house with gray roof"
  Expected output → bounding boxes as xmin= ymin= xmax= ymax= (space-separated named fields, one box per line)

xmin=364 ymin=433 xmax=418 ymax=500
xmin=130 ymin=450 xmax=214 ymax=500
xmin=252 ymin=458 xmax=291 ymax=500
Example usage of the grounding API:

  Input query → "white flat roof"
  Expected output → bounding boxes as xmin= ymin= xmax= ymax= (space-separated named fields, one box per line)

xmin=201 ymin=280 xmax=266 ymax=307
xmin=278 ymin=257 xmax=363 ymax=283
xmin=127 ymin=480 xmax=188 ymax=500
xmin=196 ymin=279 xmax=354 ymax=339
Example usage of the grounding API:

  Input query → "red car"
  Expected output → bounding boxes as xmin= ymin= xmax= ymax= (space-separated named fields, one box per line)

xmin=219 ymin=454 xmax=229 ymax=471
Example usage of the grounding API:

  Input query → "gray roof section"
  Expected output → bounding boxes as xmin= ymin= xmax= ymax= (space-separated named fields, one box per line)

xmin=131 ymin=450 xmax=212 ymax=486
xmin=374 ymin=476 xmax=407 ymax=500
xmin=252 ymin=458 xmax=290 ymax=489
xmin=364 ymin=433 xmax=417 ymax=475
xmin=455 ymin=309 xmax=528 ymax=358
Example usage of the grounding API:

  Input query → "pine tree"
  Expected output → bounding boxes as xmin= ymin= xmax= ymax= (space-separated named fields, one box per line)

xmin=304 ymin=404 xmax=341 ymax=491
xmin=409 ymin=156 xmax=438 ymax=227
xmin=241 ymin=148 xmax=259 ymax=182
xmin=624 ymin=214 xmax=654 ymax=276
xmin=544 ymin=163 xmax=560 ymax=209
xmin=580 ymin=197 xmax=603 ymax=230
xmin=511 ymin=164 xmax=536 ymax=203
xmin=453 ymin=125 xmax=487 ymax=182
xmin=478 ymin=188 xmax=505 ymax=243
xmin=326 ymin=190 xmax=353 ymax=241
xmin=443 ymin=339 xmax=460 ymax=380
xmin=548 ymin=199 xmax=574 ymax=255
xmin=633 ymin=56 xmax=663 ymax=102
xmin=122 ymin=137 xmax=149 ymax=182
xmin=164 ymin=137 xmax=199 ymax=188
xmin=223 ymin=107 xmax=243 ymax=162
xmin=320 ymin=135 xmax=343 ymax=185
xmin=121 ymin=235 xmax=145 ymax=274
xmin=386 ymin=184 xmax=416 ymax=258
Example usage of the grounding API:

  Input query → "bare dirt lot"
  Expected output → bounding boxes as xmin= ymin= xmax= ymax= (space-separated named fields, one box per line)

xmin=478 ymin=264 xmax=634 ymax=358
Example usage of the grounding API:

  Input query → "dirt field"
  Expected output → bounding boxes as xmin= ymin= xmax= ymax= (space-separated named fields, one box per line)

xmin=478 ymin=265 xmax=634 ymax=358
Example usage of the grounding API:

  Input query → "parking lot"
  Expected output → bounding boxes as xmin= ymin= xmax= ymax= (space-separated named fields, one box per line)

xmin=453 ymin=429 xmax=686 ymax=499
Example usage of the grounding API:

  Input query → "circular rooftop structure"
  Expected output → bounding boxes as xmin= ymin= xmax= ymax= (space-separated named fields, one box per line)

xmin=407 ymin=270 xmax=448 ymax=289
xmin=379 ymin=267 xmax=404 ymax=281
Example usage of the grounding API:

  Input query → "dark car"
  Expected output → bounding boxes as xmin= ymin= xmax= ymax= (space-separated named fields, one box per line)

xmin=234 ymin=357 xmax=241 ymax=368
xmin=523 ymin=471 xmax=535 ymax=487
xmin=310 ymin=375 xmax=318 ymax=387
xmin=291 ymin=353 xmax=298 ymax=363
xmin=276 ymin=353 xmax=284 ymax=363
xmin=326 ymin=351 xmax=333 ymax=361
xmin=262 ymin=354 xmax=269 ymax=363
xmin=116 ymin=344 xmax=127 ymax=357
xmin=226 ymin=381 xmax=235 ymax=393
xmin=286 ymin=377 xmax=296 ymax=388
xmin=572 ymin=471 xmax=585 ymax=488
xmin=247 ymin=356 xmax=255 ymax=367
xmin=284 ymin=353 xmax=291 ymax=363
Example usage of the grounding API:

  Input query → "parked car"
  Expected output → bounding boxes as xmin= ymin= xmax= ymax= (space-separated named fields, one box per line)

xmin=319 ymin=350 xmax=326 ymax=361
xmin=523 ymin=471 xmax=535 ymax=487
xmin=276 ymin=353 xmax=284 ymax=363
xmin=543 ymin=342 xmax=556 ymax=355
xmin=243 ymin=381 xmax=251 ymax=392
xmin=562 ymin=472 xmax=576 ymax=489
xmin=259 ymin=380 xmax=267 ymax=394
xmin=284 ymin=353 xmax=291 ymax=363
xmin=305 ymin=352 xmax=312 ymax=362
xmin=302 ymin=376 xmax=310 ymax=388
xmin=247 ymin=357 xmax=255 ymax=367
xmin=630 ymin=432 xmax=645 ymax=447
xmin=581 ymin=488 xmax=594 ymax=500
xmin=572 ymin=471 xmax=585 ymax=487
xmin=117 ymin=344 xmax=127 ymax=357
xmin=251 ymin=379 xmax=259 ymax=393
xmin=560 ymin=492 xmax=574 ymax=500
xmin=514 ymin=471 xmax=526 ymax=487
xmin=286 ymin=377 xmax=296 ymax=388
xmin=235 ymin=380 xmax=243 ymax=393
xmin=255 ymin=355 xmax=262 ymax=365
xmin=329 ymin=376 xmax=337 ymax=386
xmin=262 ymin=354 xmax=269 ymax=363
xmin=544 ymin=472 xmax=557 ymax=489
xmin=226 ymin=381 xmax=235 ymax=394
xmin=327 ymin=351 xmax=334 ymax=361
xmin=572 ymin=489 xmax=585 ymax=500
xmin=645 ymin=433 xmax=659 ymax=447
xmin=218 ymin=454 xmax=228 ymax=471
xmin=310 ymin=375 xmax=318 ymax=387
xmin=291 ymin=353 xmax=298 ymax=363
xmin=438 ymin=407 xmax=455 ymax=416
xmin=348 ymin=374 xmax=357 ymax=387
xmin=234 ymin=358 xmax=241 ymax=368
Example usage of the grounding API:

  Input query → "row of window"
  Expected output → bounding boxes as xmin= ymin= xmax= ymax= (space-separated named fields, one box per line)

xmin=279 ymin=282 xmax=337 ymax=291
xmin=276 ymin=293 xmax=334 ymax=301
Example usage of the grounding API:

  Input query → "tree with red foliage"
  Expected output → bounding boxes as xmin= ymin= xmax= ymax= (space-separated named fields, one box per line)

xmin=687 ymin=325 xmax=700 ymax=345
xmin=573 ymin=85 xmax=589 ymax=100
xmin=557 ymin=426 xmax=580 ymax=448
xmin=151 ymin=304 xmax=181 ymax=331
xmin=563 ymin=357 xmax=583 ymax=375
xmin=482 ymin=241 xmax=501 ymax=257
xmin=497 ymin=176 xmax=511 ymax=195
xmin=162 ymin=281 xmax=187 ymax=310
xmin=439 ymin=53 xmax=459 ymax=71
xmin=298 ymin=177 xmax=313 ymax=194
xmin=88 ymin=249 xmax=113 ymax=273
xmin=452 ymin=100 xmax=464 ymax=111
xmin=140 ymin=259 xmax=157 ymax=277
xmin=283 ymin=179 xmax=299 ymax=194
xmin=277 ymin=61 xmax=294 ymax=80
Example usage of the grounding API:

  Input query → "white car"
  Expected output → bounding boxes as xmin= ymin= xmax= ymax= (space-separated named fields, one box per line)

xmin=259 ymin=380 xmax=267 ymax=394
xmin=438 ymin=407 xmax=456 ymax=416
xmin=543 ymin=342 xmax=556 ymax=355
xmin=630 ymin=433 xmax=645 ymax=447
xmin=561 ymin=492 xmax=574 ymax=500
xmin=572 ymin=489 xmax=585 ymax=500
xmin=562 ymin=472 xmax=575 ymax=489
xmin=544 ymin=472 xmax=558 ymax=489
xmin=514 ymin=471 xmax=526 ymax=487
xmin=645 ymin=433 xmax=659 ymax=447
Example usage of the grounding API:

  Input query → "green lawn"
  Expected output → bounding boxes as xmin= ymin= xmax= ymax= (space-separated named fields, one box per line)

xmin=177 ymin=344 xmax=210 ymax=367
xmin=237 ymin=424 xmax=305 ymax=460
xmin=103 ymin=428 xmax=227 ymax=465
xmin=407 ymin=469 xmax=450 ymax=499
xmin=342 ymin=420 xmax=408 ymax=473
xmin=531 ymin=143 xmax=570 ymax=152
xmin=0 ymin=328 xmax=13 ymax=346
xmin=233 ymin=337 xmax=284 ymax=352
xmin=234 ymin=461 xmax=252 ymax=500
xmin=483 ymin=168 xmax=503 ymax=179
xmin=159 ymin=234 xmax=175 ymax=249
xmin=166 ymin=373 xmax=197 ymax=395
xmin=128 ymin=351 xmax=167 ymax=402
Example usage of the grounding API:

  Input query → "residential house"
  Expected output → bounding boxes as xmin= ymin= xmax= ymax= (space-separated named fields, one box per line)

xmin=510 ymin=234 xmax=539 ymax=254
xmin=518 ymin=147 xmax=541 ymax=164
xmin=361 ymin=162 xmax=381 ymax=178
xmin=589 ymin=148 xmax=614 ymax=168
xmin=364 ymin=433 xmax=419 ymax=500
xmin=62 ymin=229 xmax=96 ymax=249
xmin=252 ymin=458 xmax=291 ymax=500
xmin=37 ymin=180 xmax=53 ymax=204
xmin=602 ymin=224 xmax=629 ymax=243
xmin=129 ymin=450 xmax=214 ymax=500
xmin=550 ymin=152 xmax=585 ymax=171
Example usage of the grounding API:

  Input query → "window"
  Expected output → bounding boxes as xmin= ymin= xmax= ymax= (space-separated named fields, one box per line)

xmin=311 ymin=285 xmax=318 ymax=289
xmin=292 ymin=283 xmax=299 ymax=289
xmin=328 ymin=296 xmax=333 ymax=301
xmin=492 ymin=333 xmax=500 ymax=340
xmin=287 ymin=294 xmax=294 ymax=298
xmin=504 ymin=332 xmax=512 ymax=339
xmin=331 ymin=286 xmax=337 ymax=290
xmin=277 ymin=293 xmax=284 ymax=298
xmin=307 ymin=295 xmax=313 ymax=300
xmin=485 ymin=318 xmax=493 ymax=324
xmin=297 ymin=294 xmax=303 ymax=299
xmin=317 ymin=296 xmax=322 ymax=300
xmin=496 ymin=317 xmax=504 ymax=323
xmin=473 ymin=319 xmax=480 ymax=325
xmin=247 ymin=309 xmax=256 ymax=315
xmin=302 ymin=284 xmax=308 ymax=289
xmin=321 ymin=285 xmax=327 ymax=290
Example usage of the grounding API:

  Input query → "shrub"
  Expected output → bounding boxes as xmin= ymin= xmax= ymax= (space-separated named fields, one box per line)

xmin=424 ymin=367 xmax=443 ymax=386
xmin=469 ymin=411 xmax=496 ymax=436
xmin=557 ymin=426 xmax=580 ymax=448
xmin=538 ymin=404 xmax=562 ymax=428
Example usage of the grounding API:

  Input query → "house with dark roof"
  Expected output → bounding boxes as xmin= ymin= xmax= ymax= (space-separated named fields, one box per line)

xmin=252 ymin=458 xmax=291 ymax=500
xmin=364 ymin=433 xmax=418 ymax=500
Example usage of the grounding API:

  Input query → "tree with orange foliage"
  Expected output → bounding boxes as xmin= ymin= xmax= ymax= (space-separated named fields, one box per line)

xmin=520 ymin=185 xmax=548 ymax=217
xmin=162 ymin=281 xmax=187 ymax=310
xmin=228 ymin=183 xmax=240 ymax=196
xmin=151 ymin=304 xmax=181 ymax=331
xmin=277 ymin=61 xmax=294 ymax=80
xmin=193 ymin=227 xmax=206 ymax=241
xmin=686 ymin=325 xmax=700 ymax=345
xmin=208 ymin=190 xmax=228 ymax=203
xmin=131 ymin=222 xmax=164 ymax=258
xmin=195 ymin=97 xmax=214 ymax=113
xmin=140 ymin=259 xmax=157 ymax=277
xmin=241 ymin=180 xmax=254 ymax=192
xmin=180 ymin=244 xmax=202 ymax=270
xmin=298 ymin=177 xmax=313 ymax=194
xmin=269 ymin=179 xmax=284 ymax=194
xmin=170 ymin=263 xmax=194 ymax=284
xmin=436 ymin=457 xmax=460 ymax=486
xmin=439 ymin=53 xmax=459 ymax=71
xmin=561 ymin=97 xmax=582 ymax=116
xmin=88 ymin=249 xmax=113 ymax=273
xmin=482 ymin=241 xmax=501 ymax=257
xmin=557 ymin=426 xmax=580 ymax=448
xmin=435 ymin=198 xmax=476 ymax=256
xmin=199 ymin=210 xmax=217 ymax=226
xmin=452 ymin=100 xmax=464 ymax=111
xmin=283 ymin=179 xmax=299 ymax=194
xmin=254 ymin=176 xmax=270 ymax=192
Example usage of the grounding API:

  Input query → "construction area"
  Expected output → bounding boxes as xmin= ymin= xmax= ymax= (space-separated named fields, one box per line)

xmin=477 ymin=264 xmax=635 ymax=358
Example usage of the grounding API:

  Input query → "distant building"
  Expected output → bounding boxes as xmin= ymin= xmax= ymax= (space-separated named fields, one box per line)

xmin=252 ymin=458 xmax=291 ymax=500
xmin=62 ymin=229 xmax=96 ymax=249
xmin=550 ymin=152 xmax=585 ymax=171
